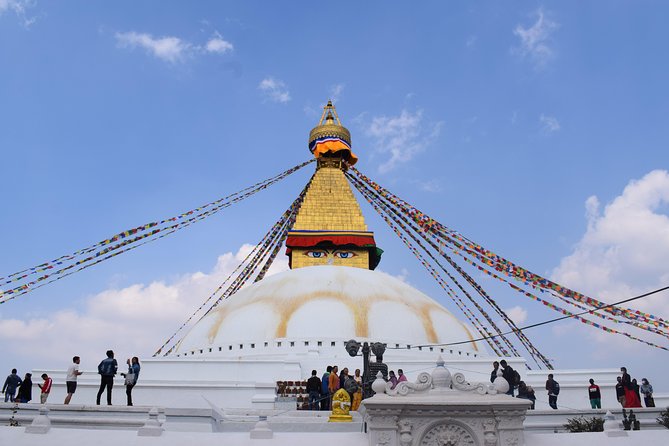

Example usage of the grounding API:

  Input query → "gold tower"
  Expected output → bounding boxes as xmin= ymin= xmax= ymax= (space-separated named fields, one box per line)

xmin=286 ymin=101 xmax=382 ymax=269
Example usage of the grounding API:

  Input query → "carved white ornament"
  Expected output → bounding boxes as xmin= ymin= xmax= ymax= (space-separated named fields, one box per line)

xmin=386 ymin=372 xmax=432 ymax=396
xmin=386 ymin=357 xmax=494 ymax=397
xmin=420 ymin=423 xmax=476 ymax=446
xmin=376 ymin=431 xmax=392 ymax=446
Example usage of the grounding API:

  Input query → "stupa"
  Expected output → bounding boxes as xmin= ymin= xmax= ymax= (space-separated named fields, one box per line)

xmin=173 ymin=101 xmax=484 ymax=361
xmin=32 ymin=102 xmax=655 ymax=412
xmin=125 ymin=102 xmax=500 ymax=409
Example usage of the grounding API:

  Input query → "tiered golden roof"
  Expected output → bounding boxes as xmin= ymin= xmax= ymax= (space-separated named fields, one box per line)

xmin=292 ymin=166 xmax=368 ymax=232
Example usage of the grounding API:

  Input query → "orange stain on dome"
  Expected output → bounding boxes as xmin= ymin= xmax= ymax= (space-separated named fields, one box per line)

xmin=196 ymin=282 xmax=475 ymax=351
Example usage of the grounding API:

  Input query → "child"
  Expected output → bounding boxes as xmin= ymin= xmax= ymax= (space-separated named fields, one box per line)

xmin=38 ymin=373 xmax=52 ymax=404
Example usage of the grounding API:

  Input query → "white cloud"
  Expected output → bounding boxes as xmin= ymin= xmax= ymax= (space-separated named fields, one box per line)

xmin=115 ymin=31 xmax=191 ymax=63
xmin=551 ymin=170 xmax=669 ymax=350
xmin=258 ymin=77 xmax=291 ymax=103
xmin=411 ymin=178 xmax=442 ymax=193
xmin=0 ymin=0 xmax=36 ymax=27
xmin=504 ymin=306 xmax=528 ymax=325
xmin=513 ymin=9 xmax=559 ymax=69
xmin=364 ymin=109 xmax=442 ymax=173
xmin=539 ymin=114 xmax=560 ymax=133
xmin=0 ymin=245 xmax=289 ymax=370
xmin=114 ymin=30 xmax=233 ymax=63
xmin=205 ymin=32 xmax=233 ymax=54
xmin=511 ymin=111 xmax=518 ymax=125
xmin=329 ymin=84 xmax=345 ymax=103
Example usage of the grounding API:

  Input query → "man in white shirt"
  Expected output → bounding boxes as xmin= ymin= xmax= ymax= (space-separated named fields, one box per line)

xmin=64 ymin=356 xmax=83 ymax=404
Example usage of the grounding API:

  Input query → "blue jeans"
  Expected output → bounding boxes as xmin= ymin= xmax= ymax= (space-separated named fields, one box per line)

xmin=96 ymin=375 xmax=114 ymax=405
xmin=4 ymin=391 xmax=16 ymax=402
xmin=549 ymin=395 xmax=558 ymax=409
xmin=309 ymin=391 xmax=320 ymax=410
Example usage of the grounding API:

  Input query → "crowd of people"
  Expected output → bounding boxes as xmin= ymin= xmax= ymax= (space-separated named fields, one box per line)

xmin=304 ymin=365 xmax=409 ymax=411
xmin=490 ymin=361 xmax=656 ymax=410
xmin=614 ymin=367 xmax=655 ymax=409
xmin=1 ymin=350 xmax=140 ymax=407
xmin=3 ymin=355 xmax=657 ymax=412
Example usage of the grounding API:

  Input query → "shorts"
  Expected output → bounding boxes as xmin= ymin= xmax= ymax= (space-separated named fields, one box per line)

xmin=66 ymin=381 xmax=77 ymax=394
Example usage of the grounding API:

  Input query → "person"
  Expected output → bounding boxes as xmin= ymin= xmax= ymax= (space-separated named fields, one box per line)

xmin=64 ymin=356 xmax=83 ymax=404
xmin=620 ymin=367 xmax=641 ymax=408
xmin=321 ymin=366 xmax=331 ymax=410
xmin=96 ymin=349 xmax=118 ymax=405
xmin=16 ymin=373 xmax=32 ymax=403
xmin=587 ymin=378 xmax=601 ymax=409
xmin=500 ymin=360 xmax=516 ymax=396
xmin=516 ymin=381 xmax=536 ymax=409
xmin=120 ymin=357 xmax=140 ymax=406
xmin=328 ymin=365 xmax=339 ymax=407
xmin=397 ymin=369 xmax=407 ymax=384
xmin=615 ymin=376 xmax=626 ymax=408
xmin=2 ymin=368 xmax=22 ymax=403
xmin=632 ymin=378 xmax=642 ymax=407
xmin=339 ymin=367 xmax=349 ymax=390
xmin=545 ymin=374 xmax=559 ymax=410
xmin=351 ymin=369 xmax=363 ymax=411
xmin=306 ymin=370 xmax=322 ymax=410
xmin=38 ymin=373 xmax=53 ymax=404
xmin=490 ymin=361 xmax=500 ymax=384
xmin=639 ymin=378 xmax=655 ymax=408
xmin=343 ymin=370 xmax=359 ymax=404
xmin=388 ymin=370 xmax=398 ymax=389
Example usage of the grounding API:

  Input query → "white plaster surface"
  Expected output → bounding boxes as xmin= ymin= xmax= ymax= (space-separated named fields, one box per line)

xmin=174 ymin=266 xmax=484 ymax=355
xmin=2 ymin=425 xmax=666 ymax=446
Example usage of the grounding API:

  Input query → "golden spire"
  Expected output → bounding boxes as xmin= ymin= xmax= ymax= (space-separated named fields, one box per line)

xmin=285 ymin=101 xmax=381 ymax=270
xmin=308 ymin=101 xmax=357 ymax=166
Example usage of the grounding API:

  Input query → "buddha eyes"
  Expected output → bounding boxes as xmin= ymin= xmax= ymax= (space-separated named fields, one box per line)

xmin=333 ymin=251 xmax=356 ymax=259
xmin=303 ymin=250 xmax=357 ymax=259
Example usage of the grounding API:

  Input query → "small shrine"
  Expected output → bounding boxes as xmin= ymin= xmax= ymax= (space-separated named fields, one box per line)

xmin=361 ymin=357 xmax=532 ymax=446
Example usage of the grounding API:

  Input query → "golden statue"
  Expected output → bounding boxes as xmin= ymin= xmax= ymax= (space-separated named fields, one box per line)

xmin=328 ymin=388 xmax=353 ymax=422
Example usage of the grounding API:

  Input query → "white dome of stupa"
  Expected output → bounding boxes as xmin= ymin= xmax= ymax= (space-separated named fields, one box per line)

xmin=174 ymin=266 xmax=484 ymax=357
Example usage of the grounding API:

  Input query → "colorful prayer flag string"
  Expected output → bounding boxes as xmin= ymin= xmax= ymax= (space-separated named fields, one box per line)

xmin=346 ymin=164 xmax=669 ymax=352
xmin=153 ymin=175 xmax=313 ymax=357
xmin=0 ymin=159 xmax=314 ymax=304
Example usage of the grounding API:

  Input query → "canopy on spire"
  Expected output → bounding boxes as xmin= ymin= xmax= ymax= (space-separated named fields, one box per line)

xmin=308 ymin=100 xmax=358 ymax=166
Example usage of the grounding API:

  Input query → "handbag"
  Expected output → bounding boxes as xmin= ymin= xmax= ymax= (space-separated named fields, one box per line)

xmin=124 ymin=372 xmax=135 ymax=386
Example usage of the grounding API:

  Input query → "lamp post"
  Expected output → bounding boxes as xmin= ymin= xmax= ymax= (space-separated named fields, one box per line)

xmin=345 ymin=339 xmax=387 ymax=399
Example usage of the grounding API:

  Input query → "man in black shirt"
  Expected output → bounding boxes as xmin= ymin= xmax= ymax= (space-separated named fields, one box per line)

xmin=306 ymin=370 xmax=322 ymax=410
xmin=615 ymin=376 xmax=626 ymax=407
xmin=500 ymin=360 xmax=515 ymax=396
xmin=490 ymin=361 xmax=500 ymax=384
xmin=545 ymin=374 xmax=559 ymax=409
xmin=588 ymin=378 xmax=601 ymax=409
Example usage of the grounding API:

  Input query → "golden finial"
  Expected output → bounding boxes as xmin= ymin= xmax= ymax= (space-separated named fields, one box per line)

xmin=308 ymin=100 xmax=356 ymax=165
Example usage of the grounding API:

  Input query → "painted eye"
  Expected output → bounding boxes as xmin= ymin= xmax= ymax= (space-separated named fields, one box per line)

xmin=305 ymin=250 xmax=327 ymax=258
xmin=334 ymin=251 xmax=357 ymax=259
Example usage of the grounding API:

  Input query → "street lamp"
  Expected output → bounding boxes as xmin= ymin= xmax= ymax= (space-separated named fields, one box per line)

xmin=345 ymin=339 xmax=388 ymax=399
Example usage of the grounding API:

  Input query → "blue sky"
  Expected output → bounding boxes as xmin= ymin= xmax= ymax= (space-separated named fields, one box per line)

xmin=1 ymin=1 xmax=668 ymax=392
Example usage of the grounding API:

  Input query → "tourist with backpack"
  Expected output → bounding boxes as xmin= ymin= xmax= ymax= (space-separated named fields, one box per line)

xmin=545 ymin=373 xmax=559 ymax=409
xmin=96 ymin=350 xmax=118 ymax=405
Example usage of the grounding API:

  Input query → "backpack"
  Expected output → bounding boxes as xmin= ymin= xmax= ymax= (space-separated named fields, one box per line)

xmin=513 ymin=370 xmax=521 ymax=386
xmin=553 ymin=381 xmax=560 ymax=395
